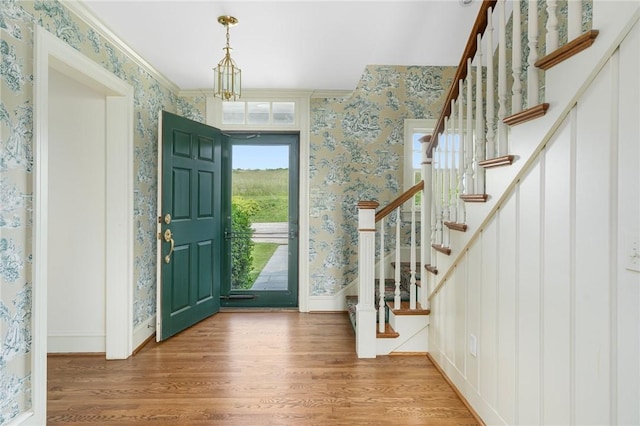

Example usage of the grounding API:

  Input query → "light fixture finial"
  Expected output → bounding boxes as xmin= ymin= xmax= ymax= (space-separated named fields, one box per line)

xmin=213 ymin=15 xmax=241 ymax=101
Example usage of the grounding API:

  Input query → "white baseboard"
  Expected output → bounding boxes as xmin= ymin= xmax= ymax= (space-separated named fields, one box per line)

xmin=308 ymin=295 xmax=348 ymax=311
xmin=133 ymin=315 xmax=156 ymax=351
xmin=47 ymin=331 xmax=105 ymax=353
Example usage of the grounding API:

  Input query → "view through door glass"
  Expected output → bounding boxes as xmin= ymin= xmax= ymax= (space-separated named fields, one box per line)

xmin=222 ymin=133 xmax=299 ymax=307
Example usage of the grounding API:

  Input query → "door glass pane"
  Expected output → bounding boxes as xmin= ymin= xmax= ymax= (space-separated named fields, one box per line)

xmin=231 ymin=144 xmax=289 ymax=291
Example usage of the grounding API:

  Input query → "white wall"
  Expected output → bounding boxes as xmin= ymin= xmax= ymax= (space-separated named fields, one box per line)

xmin=47 ymin=68 xmax=107 ymax=352
xmin=428 ymin=12 xmax=639 ymax=426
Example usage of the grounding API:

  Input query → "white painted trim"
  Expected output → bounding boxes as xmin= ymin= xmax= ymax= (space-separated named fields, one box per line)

xmin=311 ymin=90 xmax=353 ymax=99
xmin=133 ymin=315 xmax=156 ymax=351
xmin=156 ymin=111 xmax=164 ymax=341
xmin=48 ymin=333 xmax=107 ymax=353
xmin=6 ymin=412 xmax=34 ymax=426
xmin=297 ymin=96 xmax=311 ymax=313
xmin=404 ymin=119 xmax=436 ymax=192
xmin=30 ymin=26 xmax=134 ymax=425
xmin=63 ymin=1 xmax=180 ymax=94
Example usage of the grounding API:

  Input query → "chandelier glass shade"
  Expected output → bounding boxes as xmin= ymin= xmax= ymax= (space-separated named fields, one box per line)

xmin=213 ymin=16 xmax=241 ymax=101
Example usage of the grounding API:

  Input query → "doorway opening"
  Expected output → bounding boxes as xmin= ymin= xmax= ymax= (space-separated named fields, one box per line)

xmin=221 ymin=133 xmax=299 ymax=308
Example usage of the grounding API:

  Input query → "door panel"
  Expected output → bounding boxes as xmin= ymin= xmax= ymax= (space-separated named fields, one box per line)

xmin=157 ymin=111 xmax=223 ymax=341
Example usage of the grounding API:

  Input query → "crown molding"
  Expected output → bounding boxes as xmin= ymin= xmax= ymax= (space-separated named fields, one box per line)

xmin=311 ymin=90 xmax=353 ymax=99
xmin=64 ymin=1 xmax=181 ymax=94
xmin=178 ymin=89 xmax=211 ymax=98
xmin=180 ymin=88 xmax=315 ymax=99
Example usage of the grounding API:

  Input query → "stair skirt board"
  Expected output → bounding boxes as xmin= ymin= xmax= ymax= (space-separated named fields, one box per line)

xmin=376 ymin=318 xmax=429 ymax=355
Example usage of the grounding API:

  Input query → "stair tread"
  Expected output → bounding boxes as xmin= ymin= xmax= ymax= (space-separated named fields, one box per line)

xmin=376 ymin=323 xmax=399 ymax=338
xmin=425 ymin=264 xmax=438 ymax=275
xmin=444 ymin=221 xmax=468 ymax=232
xmin=432 ymin=244 xmax=451 ymax=255
xmin=387 ymin=301 xmax=430 ymax=315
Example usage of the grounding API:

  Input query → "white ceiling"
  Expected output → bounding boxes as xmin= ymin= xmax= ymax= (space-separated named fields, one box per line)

xmin=81 ymin=0 xmax=481 ymax=92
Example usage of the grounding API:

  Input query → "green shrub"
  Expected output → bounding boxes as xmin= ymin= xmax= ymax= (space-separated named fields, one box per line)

xmin=231 ymin=196 xmax=257 ymax=289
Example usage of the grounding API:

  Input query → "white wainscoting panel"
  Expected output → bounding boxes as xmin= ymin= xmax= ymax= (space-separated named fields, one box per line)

xmin=428 ymin=15 xmax=639 ymax=425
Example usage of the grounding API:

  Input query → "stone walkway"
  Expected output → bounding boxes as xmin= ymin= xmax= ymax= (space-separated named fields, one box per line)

xmin=250 ymin=222 xmax=289 ymax=291
xmin=250 ymin=244 xmax=289 ymax=290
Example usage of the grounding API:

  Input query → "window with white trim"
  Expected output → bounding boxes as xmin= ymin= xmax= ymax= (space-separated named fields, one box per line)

xmin=221 ymin=101 xmax=296 ymax=126
xmin=404 ymin=119 xmax=435 ymax=191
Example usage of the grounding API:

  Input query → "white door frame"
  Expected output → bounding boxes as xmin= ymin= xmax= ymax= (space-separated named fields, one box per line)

xmin=28 ymin=27 xmax=134 ymax=424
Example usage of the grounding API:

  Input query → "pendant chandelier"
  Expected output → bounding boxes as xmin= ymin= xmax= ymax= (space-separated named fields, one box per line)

xmin=213 ymin=15 xmax=241 ymax=101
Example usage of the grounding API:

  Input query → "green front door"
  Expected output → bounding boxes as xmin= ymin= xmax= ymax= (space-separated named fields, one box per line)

xmin=157 ymin=111 xmax=224 ymax=340
xmin=221 ymin=133 xmax=299 ymax=308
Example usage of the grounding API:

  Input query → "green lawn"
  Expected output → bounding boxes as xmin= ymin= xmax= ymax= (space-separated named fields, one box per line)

xmin=233 ymin=169 xmax=288 ymax=222
xmin=248 ymin=243 xmax=280 ymax=286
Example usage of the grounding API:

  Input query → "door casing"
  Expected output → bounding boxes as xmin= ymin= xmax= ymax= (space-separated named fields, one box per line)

xmin=31 ymin=26 xmax=134 ymax=425
xmin=221 ymin=132 xmax=300 ymax=308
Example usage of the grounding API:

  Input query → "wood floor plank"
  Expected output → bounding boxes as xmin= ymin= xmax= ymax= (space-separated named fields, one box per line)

xmin=48 ymin=312 xmax=478 ymax=425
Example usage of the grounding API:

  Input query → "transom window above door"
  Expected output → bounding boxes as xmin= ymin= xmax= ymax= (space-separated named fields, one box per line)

xmin=222 ymin=101 xmax=296 ymax=126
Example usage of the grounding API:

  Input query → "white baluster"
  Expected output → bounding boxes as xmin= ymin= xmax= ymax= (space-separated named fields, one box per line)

xmin=430 ymin=149 xmax=438 ymax=268
xmin=512 ymin=0 xmax=523 ymax=113
xmin=449 ymin=99 xmax=458 ymax=223
xmin=457 ymin=79 xmax=466 ymax=224
xmin=442 ymin=121 xmax=450 ymax=248
xmin=568 ymin=0 xmax=582 ymax=41
xmin=394 ymin=210 xmax=401 ymax=310
xmin=527 ymin=0 xmax=540 ymax=107
xmin=465 ymin=59 xmax=475 ymax=194
xmin=421 ymin=139 xmax=431 ymax=309
xmin=546 ymin=0 xmax=559 ymax=54
xmin=475 ymin=34 xmax=485 ymax=195
xmin=434 ymin=143 xmax=443 ymax=246
xmin=486 ymin=5 xmax=496 ymax=160
xmin=378 ymin=218 xmax=386 ymax=333
xmin=498 ymin=0 xmax=508 ymax=156
xmin=410 ymin=202 xmax=417 ymax=310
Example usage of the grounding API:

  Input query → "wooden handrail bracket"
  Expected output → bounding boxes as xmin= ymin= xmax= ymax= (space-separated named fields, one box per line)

xmin=376 ymin=180 xmax=424 ymax=222
xmin=535 ymin=30 xmax=599 ymax=70
xmin=504 ymin=103 xmax=549 ymax=126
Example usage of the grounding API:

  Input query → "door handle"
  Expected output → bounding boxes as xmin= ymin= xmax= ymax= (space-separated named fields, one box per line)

xmin=163 ymin=229 xmax=174 ymax=264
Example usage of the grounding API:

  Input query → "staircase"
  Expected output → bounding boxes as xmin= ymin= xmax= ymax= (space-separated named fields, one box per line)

xmin=347 ymin=263 xmax=430 ymax=354
xmin=350 ymin=0 xmax=627 ymax=360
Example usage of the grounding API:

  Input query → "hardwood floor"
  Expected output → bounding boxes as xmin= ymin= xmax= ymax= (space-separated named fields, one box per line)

xmin=48 ymin=312 xmax=479 ymax=425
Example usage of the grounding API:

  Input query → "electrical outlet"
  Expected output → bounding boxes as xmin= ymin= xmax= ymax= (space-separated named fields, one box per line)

xmin=469 ymin=334 xmax=477 ymax=357
xmin=627 ymin=236 xmax=640 ymax=272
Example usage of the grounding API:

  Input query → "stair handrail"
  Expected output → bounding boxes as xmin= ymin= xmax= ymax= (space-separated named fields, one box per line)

xmin=375 ymin=180 xmax=424 ymax=222
xmin=426 ymin=0 xmax=497 ymax=158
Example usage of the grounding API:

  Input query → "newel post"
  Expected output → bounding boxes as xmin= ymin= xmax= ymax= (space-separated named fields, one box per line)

xmin=356 ymin=200 xmax=379 ymax=358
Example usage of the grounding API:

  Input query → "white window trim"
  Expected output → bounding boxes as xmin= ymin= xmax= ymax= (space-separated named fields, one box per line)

xmin=403 ymin=119 xmax=436 ymax=192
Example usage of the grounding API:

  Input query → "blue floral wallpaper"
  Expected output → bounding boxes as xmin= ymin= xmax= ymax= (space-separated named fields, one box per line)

xmin=309 ymin=65 xmax=455 ymax=296
xmin=0 ymin=0 xmax=588 ymax=423
xmin=0 ymin=1 xmax=204 ymax=422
